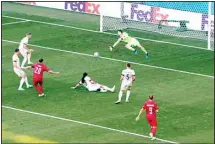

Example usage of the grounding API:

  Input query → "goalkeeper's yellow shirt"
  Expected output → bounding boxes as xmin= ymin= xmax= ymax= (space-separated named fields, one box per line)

xmin=120 ymin=32 xmax=133 ymax=43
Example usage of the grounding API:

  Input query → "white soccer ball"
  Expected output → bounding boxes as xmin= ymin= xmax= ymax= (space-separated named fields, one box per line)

xmin=94 ymin=52 xmax=99 ymax=57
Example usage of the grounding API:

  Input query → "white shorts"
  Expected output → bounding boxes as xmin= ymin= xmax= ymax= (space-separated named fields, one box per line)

xmin=87 ymin=83 xmax=101 ymax=91
xmin=19 ymin=48 xmax=28 ymax=57
xmin=14 ymin=68 xmax=25 ymax=77
xmin=127 ymin=38 xmax=140 ymax=47
xmin=120 ymin=81 xmax=132 ymax=90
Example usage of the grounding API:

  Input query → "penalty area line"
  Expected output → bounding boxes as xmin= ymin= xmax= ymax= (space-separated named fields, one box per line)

xmin=2 ymin=105 xmax=178 ymax=143
xmin=2 ymin=20 xmax=31 ymax=25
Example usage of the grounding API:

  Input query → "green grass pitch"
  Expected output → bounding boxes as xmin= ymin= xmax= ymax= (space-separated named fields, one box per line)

xmin=2 ymin=2 xmax=214 ymax=143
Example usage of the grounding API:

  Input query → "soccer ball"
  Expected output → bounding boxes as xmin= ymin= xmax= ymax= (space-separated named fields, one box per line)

xmin=94 ymin=52 xmax=99 ymax=57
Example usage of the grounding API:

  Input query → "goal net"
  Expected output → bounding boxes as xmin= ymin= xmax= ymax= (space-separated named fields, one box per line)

xmin=100 ymin=2 xmax=214 ymax=50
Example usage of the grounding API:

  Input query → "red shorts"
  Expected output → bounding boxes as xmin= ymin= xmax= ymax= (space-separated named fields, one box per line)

xmin=33 ymin=78 xmax=43 ymax=86
xmin=146 ymin=116 xmax=157 ymax=127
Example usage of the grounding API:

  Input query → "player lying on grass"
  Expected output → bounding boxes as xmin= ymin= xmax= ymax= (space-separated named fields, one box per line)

xmin=12 ymin=48 xmax=32 ymax=90
xmin=72 ymin=72 xmax=115 ymax=92
xmin=24 ymin=58 xmax=60 ymax=97
xmin=109 ymin=30 xmax=149 ymax=58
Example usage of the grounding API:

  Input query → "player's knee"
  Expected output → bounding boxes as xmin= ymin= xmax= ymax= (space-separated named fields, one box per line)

xmin=22 ymin=72 xmax=26 ymax=78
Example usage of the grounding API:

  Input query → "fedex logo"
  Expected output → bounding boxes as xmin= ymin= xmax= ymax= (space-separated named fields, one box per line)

xmin=130 ymin=4 xmax=169 ymax=24
xmin=201 ymin=14 xmax=214 ymax=31
xmin=64 ymin=2 xmax=100 ymax=15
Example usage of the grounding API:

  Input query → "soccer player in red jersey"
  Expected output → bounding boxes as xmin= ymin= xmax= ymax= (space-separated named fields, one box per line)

xmin=25 ymin=58 xmax=59 ymax=97
xmin=136 ymin=95 xmax=159 ymax=140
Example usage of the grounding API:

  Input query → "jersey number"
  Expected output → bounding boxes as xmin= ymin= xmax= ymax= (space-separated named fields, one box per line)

xmin=149 ymin=107 xmax=153 ymax=115
xmin=34 ymin=67 xmax=42 ymax=74
xmin=126 ymin=74 xmax=130 ymax=80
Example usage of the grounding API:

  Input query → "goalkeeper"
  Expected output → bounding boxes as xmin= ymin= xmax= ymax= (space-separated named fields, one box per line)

xmin=109 ymin=30 xmax=149 ymax=58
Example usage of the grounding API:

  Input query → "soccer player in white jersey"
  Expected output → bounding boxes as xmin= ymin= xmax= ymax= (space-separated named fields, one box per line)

xmin=72 ymin=72 xmax=115 ymax=92
xmin=19 ymin=32 xmax=33 ymax=68
xmin=109 ymin=30 xmax=149 ymax=58
xmin=115 ymin=63 xmax=136 ymax=104
xmin=12 ymin=48 xmax=32 ymax=90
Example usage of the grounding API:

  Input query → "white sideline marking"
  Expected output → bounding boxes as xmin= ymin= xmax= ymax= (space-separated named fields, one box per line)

xmin=2 ymin=15 xmax=213 ymax=51
xmin=3 ymin=39 xmax=214 ymax=79
xmin=2 ymin=20 xmax=31 ymax=25
xmin=2 ymin=105 xmax=178 ymax=143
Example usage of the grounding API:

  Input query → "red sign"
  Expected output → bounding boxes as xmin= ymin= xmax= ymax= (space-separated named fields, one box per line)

xmin=20 ymin=2 xmax=36 ymax=5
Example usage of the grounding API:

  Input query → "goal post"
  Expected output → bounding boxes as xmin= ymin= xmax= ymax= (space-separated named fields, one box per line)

xmin=207 ymin=2 xmax=213 ymax=50
xmin=100 ymin=2 xmax=214 ymax=50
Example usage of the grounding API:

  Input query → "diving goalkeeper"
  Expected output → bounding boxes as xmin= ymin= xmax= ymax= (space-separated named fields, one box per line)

xmin=109 ymin=30 xmax=149 ymax=58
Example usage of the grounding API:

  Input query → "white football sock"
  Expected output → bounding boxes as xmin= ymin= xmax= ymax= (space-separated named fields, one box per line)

xmin=27 ymin=53 xmax=31 ymax=63
xmin=19 ymin=78 xmax=25 ymax=89
xmin=118 ymin=90 xmax=123 ymax=102
xmin=21 ymin=57 xmax=27 ymax=67
xmin=126 ymin=90 xmax=131 ymax=101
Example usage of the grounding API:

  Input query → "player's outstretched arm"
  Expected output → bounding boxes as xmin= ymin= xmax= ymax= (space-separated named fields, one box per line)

xmin=109 ymin=38 xmax=121 ymax=51
xmin=136 ymin=108 xmax=144 ymax=121
xmin=71 ymin=82 xmax=81 ymax=89
xmin=48 ymin=70 xmax=59 ymax=75
xmin=23 ymin=66 xmax=32 ymax=69
xmin=112 ymin=38 xmax=121 ymax=48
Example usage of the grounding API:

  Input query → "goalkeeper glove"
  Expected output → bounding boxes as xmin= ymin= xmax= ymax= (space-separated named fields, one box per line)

xmin=109 ymin=46 xmax=114 ymax=51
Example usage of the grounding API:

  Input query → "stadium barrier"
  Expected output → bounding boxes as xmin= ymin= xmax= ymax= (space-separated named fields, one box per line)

xmin=16 ymin=1 xmax=213 ymax=32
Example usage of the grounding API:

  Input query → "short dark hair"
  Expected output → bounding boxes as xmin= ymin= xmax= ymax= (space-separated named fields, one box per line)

xmin=127 ymin=63 xmax=131 ymax=68
xmin=39 ymin=58 xmax=43 ymax=63
xmin=118 ymin=30 xmax=123 ymax=33
xmin=149 ymin=95 xmax=154 ymax=100
xmin=15 ymin=48 xmax=19 ymax=52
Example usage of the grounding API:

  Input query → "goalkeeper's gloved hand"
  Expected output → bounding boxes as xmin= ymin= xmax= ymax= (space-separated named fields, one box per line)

xmin=109 ymin=46 xmax=114 ymax=51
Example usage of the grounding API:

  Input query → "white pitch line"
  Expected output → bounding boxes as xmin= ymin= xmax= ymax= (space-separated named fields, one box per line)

xmin=2 ymin=39 xmax=214 ymax=79
xmin=2 ymin=105 xmax=178 ymax=144
xmin=2 ymin=20 xmax=31 ymax=25
xmin=2 ymin=15 xmax=213 ymax=51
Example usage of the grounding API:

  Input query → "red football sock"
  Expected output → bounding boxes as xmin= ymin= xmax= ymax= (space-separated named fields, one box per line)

xmin=39 ymin=86 xmax=43 ymax=94
xmin=35 ymin=84 xmax=42 ymax=94
xmin=152 ymin=126 xmax=157 ymax=136
xmin=150 ymin=126 xmax=153 ymax=134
